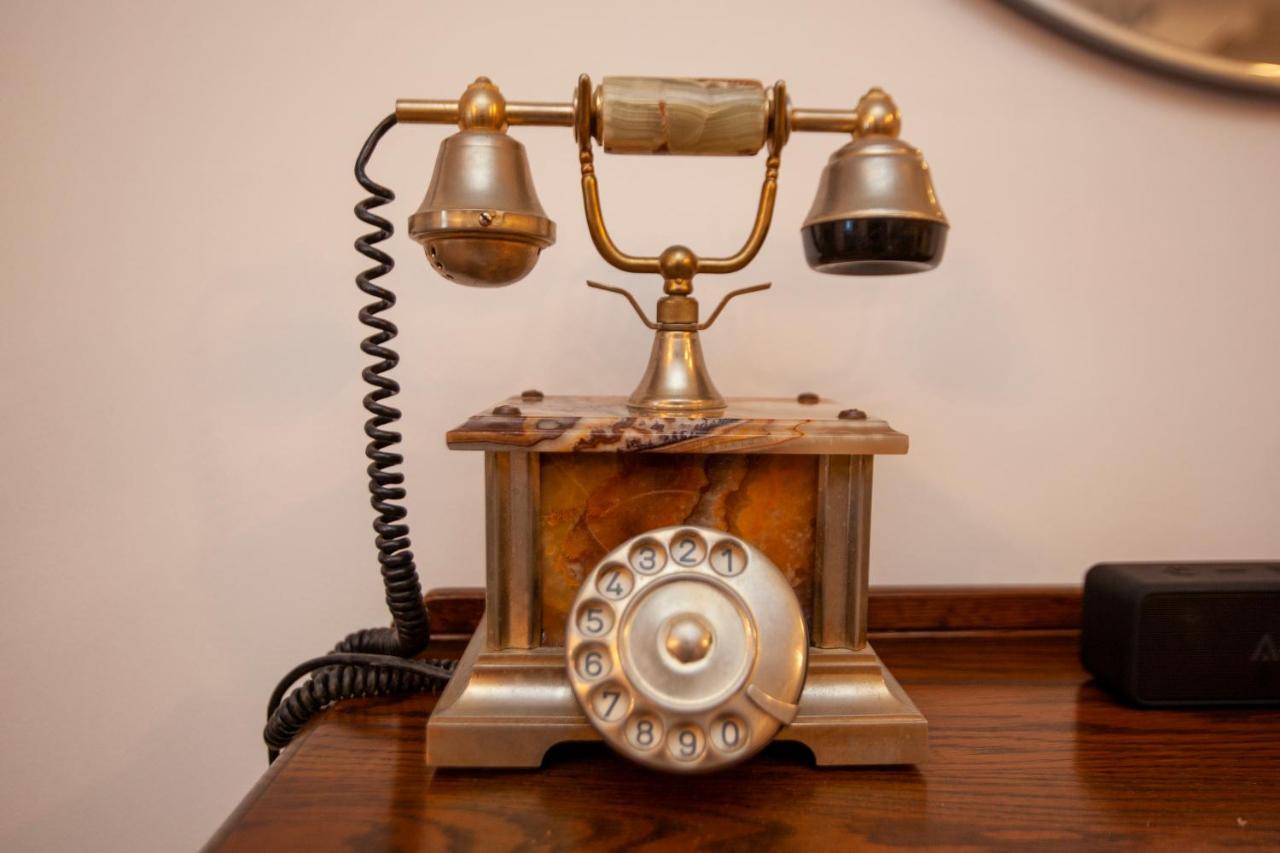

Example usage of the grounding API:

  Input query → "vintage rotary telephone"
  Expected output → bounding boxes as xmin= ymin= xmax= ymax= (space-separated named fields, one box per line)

xmin=265 ymin=75 xmax=947 ymax=772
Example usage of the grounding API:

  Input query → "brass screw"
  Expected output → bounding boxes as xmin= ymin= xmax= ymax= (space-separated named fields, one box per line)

xmin=797 ymin=392 xmax=820 ymax=405
xmin=520 ymin=389 xmax=544 ymax=401
xmin=493 ymin=404 xmax=521 ymax=416
xmin=478 ymin=211 xmax=494 ymax=226
xmin=838 ymin=408 xmax=867 ymax=420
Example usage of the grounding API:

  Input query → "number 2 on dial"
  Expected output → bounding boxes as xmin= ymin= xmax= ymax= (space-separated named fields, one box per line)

xmin=672 ymin=534 xmax=705 ymax=566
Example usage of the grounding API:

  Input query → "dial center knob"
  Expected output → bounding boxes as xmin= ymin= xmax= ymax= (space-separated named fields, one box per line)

xmin=664 ymin=615 xmax=713 ymax=664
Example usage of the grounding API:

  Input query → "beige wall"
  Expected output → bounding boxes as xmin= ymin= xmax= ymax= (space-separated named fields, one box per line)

xmin=2 ymin=0 xmax=1278 ymax=849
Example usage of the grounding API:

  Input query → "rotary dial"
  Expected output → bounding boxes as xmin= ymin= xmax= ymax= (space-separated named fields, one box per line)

xmin=565 ymin=525 xmax=807 ymax=773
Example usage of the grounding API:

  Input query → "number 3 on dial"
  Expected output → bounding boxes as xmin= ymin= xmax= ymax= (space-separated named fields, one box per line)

xmin=629 ymin=540 xmax=666 ymax=575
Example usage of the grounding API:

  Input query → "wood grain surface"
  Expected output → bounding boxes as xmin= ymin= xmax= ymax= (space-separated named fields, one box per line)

xmin=208 ymin=590 xmax=1279 ymax=851
xmin=421 ymin=584 xmax=1085 ymax=639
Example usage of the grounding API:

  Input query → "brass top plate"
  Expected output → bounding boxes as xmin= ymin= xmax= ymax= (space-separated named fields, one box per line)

xmin=447 ymin=396 xmax=908 ymax=456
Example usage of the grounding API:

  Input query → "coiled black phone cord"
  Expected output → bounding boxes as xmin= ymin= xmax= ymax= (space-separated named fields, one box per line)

xmin=263 ymin=114 xmax=454 ymax=763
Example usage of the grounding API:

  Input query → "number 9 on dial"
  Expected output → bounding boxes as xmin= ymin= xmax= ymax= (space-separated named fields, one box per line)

xmin=667 ymin=724 xmax=705 ymax=762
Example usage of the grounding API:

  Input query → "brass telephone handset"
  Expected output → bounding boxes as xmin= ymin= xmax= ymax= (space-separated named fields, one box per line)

xmin=266 ymin=74 xmax=947 ymax=773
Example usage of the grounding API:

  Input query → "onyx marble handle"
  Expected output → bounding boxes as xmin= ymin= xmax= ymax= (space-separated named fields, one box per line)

xmin=598 ymin=77 xmax=769 ymax=155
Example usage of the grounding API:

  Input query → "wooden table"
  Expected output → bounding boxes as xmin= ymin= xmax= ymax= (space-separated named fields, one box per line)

xmin=208 ymin=588 xmax=1280 ymax=850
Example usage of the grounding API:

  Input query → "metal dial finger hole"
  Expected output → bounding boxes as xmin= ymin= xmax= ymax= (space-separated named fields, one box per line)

xmin=670 ymin=530 xmax=707 ymax=567
xmin=710 ymin=714 xmax=749 ymax=753
xmin=709 ymin=540 xmax=748 ymax=577
xmin=589 ymin=682 xmax=631 ymax=723
xmin=576 ymin=600 xmax=614 ymax=637
xmin=574 ymin=644 xmax=611 ymax=681
xmin=667 ymin=723 xmax=706 ymax=762
xmin=629 ymin=539 xmax=667 ymax=575
xmin=626 ymin=713 xmax=664 ymax=751
xmin=596 ymin=564 xmax=634 ymax=600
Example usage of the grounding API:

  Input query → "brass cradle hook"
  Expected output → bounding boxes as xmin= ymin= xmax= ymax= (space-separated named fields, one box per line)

xmin=585 ymin=281 xmax=773 ymax=333
xmin=575 ymin=75 xmax=790 ymax=412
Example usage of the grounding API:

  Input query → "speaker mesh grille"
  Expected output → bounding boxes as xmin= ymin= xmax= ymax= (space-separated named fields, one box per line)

xmin=1136 ymin=592 xmax=1280 ymax=701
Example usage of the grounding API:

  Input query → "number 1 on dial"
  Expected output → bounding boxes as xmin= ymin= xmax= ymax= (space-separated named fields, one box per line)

xmin=710 ymin=541 xmax=747 ymax=577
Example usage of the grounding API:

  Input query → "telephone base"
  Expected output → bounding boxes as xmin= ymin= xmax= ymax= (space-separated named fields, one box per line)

xmin=425 ymin=617 xmax=928 ymax=768
xmin=773 ymin=645 xmax=929 ymax=766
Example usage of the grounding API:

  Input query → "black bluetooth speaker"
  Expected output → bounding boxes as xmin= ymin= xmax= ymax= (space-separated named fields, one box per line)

xmin=1081 ymin=562 xmax=1280 ymax=707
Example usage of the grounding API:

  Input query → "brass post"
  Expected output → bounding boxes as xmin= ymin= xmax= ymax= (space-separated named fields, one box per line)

xmin=814 ymin=455 xmax=874 ymax=649
xmin=483 ymin=451 xmax=541 ymax=649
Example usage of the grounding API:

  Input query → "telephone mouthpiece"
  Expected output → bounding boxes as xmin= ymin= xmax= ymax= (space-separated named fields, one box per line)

xmin=801 ymin=88 xmax=947 ymax=275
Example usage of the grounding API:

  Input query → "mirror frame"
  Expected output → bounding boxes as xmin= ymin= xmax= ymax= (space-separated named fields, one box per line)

xmin=1004 ymin=0 xmax=1280 ymax=96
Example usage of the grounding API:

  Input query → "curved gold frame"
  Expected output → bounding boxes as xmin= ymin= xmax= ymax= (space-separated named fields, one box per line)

xmin=573 ymin=74 xmax=790 ymax=279
xmin=1004 ymin=0 xmax=1280 ymax=96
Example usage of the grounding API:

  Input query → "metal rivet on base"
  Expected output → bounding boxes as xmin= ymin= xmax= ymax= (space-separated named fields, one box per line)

xmin=796 ymin=392 xmax=819 ymax=405
xmin=837 ymin=408 xmax=867 ymax=420
xmin=520 ymin=389 xmax=545 ymax=401
xmin=493 ymin=404 xmax=522 ymax=416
